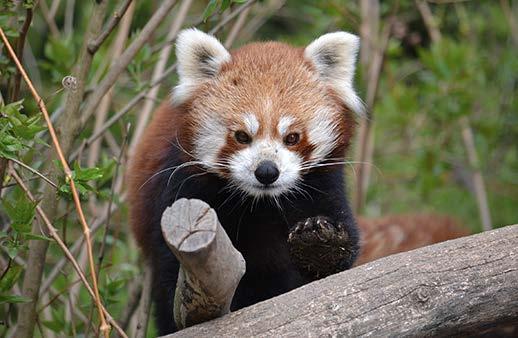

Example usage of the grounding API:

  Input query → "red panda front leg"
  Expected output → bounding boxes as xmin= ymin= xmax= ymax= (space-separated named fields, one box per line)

xmin=288 ymin=215 xmax=358 ymax=280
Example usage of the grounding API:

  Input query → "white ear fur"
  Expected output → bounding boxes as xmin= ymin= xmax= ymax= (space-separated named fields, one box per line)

xmin=304 ymin=31 xmax=364 ymax=115
xmin=172 ymin=28 xmax=231 ymax=105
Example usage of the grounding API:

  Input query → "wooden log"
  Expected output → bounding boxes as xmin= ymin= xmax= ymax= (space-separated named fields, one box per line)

xmin=162 ymin=224 xmax=518 ymax=337
xmin=160 ymin=198 xmax=246 ymax=330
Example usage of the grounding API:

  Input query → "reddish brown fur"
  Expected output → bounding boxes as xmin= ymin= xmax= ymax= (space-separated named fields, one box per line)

xmin=126 ymin=102 xmax=189 ymax=253
xmin=355 ymin=214 xmax=470 ymax=266
xmin=128 ymin=41 xmax=356 ymax=254
xmin=188 ymin=41 xmax=355 ymax=160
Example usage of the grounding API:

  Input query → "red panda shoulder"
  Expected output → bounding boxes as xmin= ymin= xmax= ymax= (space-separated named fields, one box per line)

xmin=127 ymin=102 xmax=185 ymax=253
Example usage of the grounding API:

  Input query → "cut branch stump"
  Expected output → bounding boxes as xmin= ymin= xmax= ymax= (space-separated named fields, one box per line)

xmin=161 ymin=198 xmax=246 ymax=330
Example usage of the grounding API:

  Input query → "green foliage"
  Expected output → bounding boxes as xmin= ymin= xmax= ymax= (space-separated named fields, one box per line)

xmin=0 ymin=101 xmax=46 ymax=158
xmin=203 ymin=0 xmax=248 ymax=21
xmin=0 ymin=188 xmax=50 ymax=259
xmin=0 ymin=265 xmax=31 ymax=304
xmin=56 ymin=161 xmax=114 ymax=201
xmin=41 ymin=37 xmax=77 ymax=84
xmin=127 ymin=39 xmax=156 ymax=93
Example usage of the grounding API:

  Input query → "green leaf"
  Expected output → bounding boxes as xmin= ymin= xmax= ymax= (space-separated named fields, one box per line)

xmin=4 ymin=244 xmax=19 ymax=260
xmin=24 ymin=233 xmax=52 ymax=241
xmin=0 ymin=293 xmax=31 ymax=304
xmin=0 ymin=264 xmax=23 ymax=292
xmin=220 ymin=0 xmax=231 ymax=12
xmin=42 ymin=319 xmax=65 ymax=332
xmin=2 ymin=195 xmax=36 ymax=233
xmin=74 ymin=165 xmax=103 ymax=181
xmin=203 ymin=0 xmax=219 ymax=21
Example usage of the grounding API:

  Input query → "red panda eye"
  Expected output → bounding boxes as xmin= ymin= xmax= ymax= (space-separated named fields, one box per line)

xmin=235 ymin=130 xmax=251 ymax=144
xmin=284 ymin=133 xmax=300 ymax=146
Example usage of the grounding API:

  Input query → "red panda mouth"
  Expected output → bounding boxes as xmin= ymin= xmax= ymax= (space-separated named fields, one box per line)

xmin=253 ymin=183 xmax=277 ymax=190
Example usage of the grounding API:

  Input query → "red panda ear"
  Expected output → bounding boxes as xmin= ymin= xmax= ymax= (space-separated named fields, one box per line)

xmin=304 ymin=32 xmax=364 ymax=116
xmin=172 ymin=28 xmax=231 ymax=105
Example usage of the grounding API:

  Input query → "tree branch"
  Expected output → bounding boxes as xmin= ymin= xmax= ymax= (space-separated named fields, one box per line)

xmin=163 ymin=224 xmax=518 ymax=337
xmin=80 ymin=0 xmax=179 ymax=125
xmin=87 ymin=0 xmax=134 ymax=54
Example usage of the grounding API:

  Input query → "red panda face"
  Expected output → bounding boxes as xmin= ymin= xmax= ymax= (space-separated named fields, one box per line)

xmin=172 ymin=29 xmax=362 ymax=198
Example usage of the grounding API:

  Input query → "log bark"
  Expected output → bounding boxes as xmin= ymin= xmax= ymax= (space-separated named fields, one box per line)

xmin=163 ymin=224 xmax=518 ymax=337
xmin=161 ymin=198 xmax=246 ymax=330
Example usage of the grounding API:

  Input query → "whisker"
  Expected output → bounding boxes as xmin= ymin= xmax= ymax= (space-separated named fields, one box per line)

xmin=297 ymin=180 xmax=326 ymax=196
xmin=174 ymin=172 xmax=209 ymax=201
xmin=167 ymin=161 xmax=209 ymax=186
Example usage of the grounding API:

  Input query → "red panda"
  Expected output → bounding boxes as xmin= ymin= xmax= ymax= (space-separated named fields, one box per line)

xmin=355 ymin=214 xmax=469 ymax=266
xmin=127 ymin=29 xmax=467 ymax=334
xmin=127 ymin=28 xmax=362 ymax=334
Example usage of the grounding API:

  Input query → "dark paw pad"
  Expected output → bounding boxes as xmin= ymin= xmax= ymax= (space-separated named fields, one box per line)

xmin=288 ymin=216 xmax=354 ymax=279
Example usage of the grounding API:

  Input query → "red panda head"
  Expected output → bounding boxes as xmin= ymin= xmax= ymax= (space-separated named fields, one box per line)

xmin=172 ymin=28 xmax=363 ymax=197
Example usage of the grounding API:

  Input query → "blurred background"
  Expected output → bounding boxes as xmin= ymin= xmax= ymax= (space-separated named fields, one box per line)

xmin=0 ymin=0 xmax=516 ymax=336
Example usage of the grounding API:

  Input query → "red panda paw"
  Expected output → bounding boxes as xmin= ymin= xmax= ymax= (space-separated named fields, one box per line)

xmin=287 ymin=216 xmax=353 ymax=280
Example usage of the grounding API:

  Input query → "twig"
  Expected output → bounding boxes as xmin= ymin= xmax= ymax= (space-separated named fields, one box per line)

xmin=39 ymin=196 xmax=125 ymax=295
xmin=234 ymin=0 xmax=281 ymax=42
xmin=70 ymin=92 xmax=149 ymax=161
xmin=223 ymin=4 xmax=251 ymax=48
xmin=353 ymin=2 xmax=395 ymax=213
xmin=80 ymin=0 xmax=179 ymax=125
xmin=49 ymin=0 xmax=62 ymax=19
xmin=97 ymin=123 xmax=129 ymax=273
xmin=416 ymin=0 xmax=492 ymax=230
xmin=208 ymin=0 xmax=256 ymax=35
xmin=87 ymin=1 xmax=135 ymax=168
xmin=38 ymin=0 xmax=61 ymax=38
xmin=8 ymin=166 xmax=128 ymax=338
xmin=64 ymin=0 xmax=75 ymax=37
xmin=353 ymin=0 xmax=379 ymax=215
xmin=88 ymin=0 xmax=134 ymax=54
xmin=129 ymin=0 xmax=194 ymax=153
xmin=10 ymin=8 xmax=33 ymax=102
xmin=460 ymin=117 xmax=492 ymax=231
xmin=415 ymin=0 xmax=441 ymax=43
xmin=0 ymin=16 xmax=110 ymax=338
xmin=134 ymin=263 xmax=153 ymax=338
xmin=119 ymin=275 xmax=144 ymax=331
xmin=7 ymin=157 xmax=57 ymax=189
xmin=0 ymin=158 xmax=7 ymax=194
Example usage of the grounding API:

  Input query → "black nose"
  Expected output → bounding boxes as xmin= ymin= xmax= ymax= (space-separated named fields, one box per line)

xmin=254 ymin=160 xmax=280 ymax=185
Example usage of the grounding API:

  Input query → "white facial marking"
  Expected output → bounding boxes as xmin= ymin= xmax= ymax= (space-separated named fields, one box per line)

xmin=228 ymin=138 xmax=302 ymax=197
xmin=307 ymin=107 xmax=340 ymax=161
xmin=243 ymin=113 xmax=259 ymax=136
xmin=192 ymin=113 xmax=227 ymax=169
xmin=277 ymin=116 xmax=294 ymax=136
